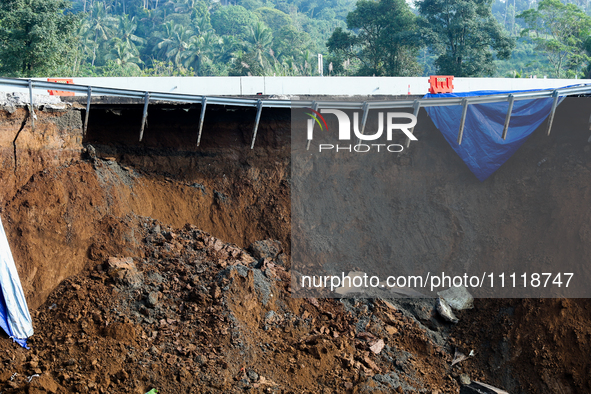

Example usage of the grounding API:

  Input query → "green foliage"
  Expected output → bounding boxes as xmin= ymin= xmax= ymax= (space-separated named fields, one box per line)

xmin=418 ymin=0 xmax=515 ymax=77
xmin=255 ymin=7 xmax=291 ymax=31
xmin=518 ymin=0 xmax=591 ymax=78
xmin=10 ymin=0 xmax=589 ymax=79
xmin=0 ymin=0 xmax=79 ymax=77
xmin=273 ymin=25 xmax=312 ymax=61
xmin=327 ymin=0 xmax=421 ymax=76
xmin=51 ymin=0 xmax=360 ymax=77
xmin=494 ymin=38 xmax=550 ymax=78
xmin=210 ymin=5 xmax=259 ymax=39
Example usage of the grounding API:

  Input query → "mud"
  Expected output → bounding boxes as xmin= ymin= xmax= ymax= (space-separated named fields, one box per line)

xmin=0 ymin=98 xmax=590 ymax=393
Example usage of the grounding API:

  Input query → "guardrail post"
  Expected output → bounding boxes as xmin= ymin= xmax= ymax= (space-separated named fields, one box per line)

xmin=139 ymin=92 xmax=150 ymax=142
xmin=357 ymin=101 xmax=370 ymax=145
xmin=196 ymin=97 xmax=207 ymax=147
xmin=83 ymin=86 xmax=92 ymax=137
xmin=306 ymin=101 xmax=318 ymax=151
xmin=250 ymin=99 xmax=263 ymax=149
xmin=457 ymin=98 xmax=469 ymax=145
xmin=546 ymin=90 xmax=559 ymax=136
xmin=502 ymin=94 xmax=514 ymax=140
xmin=28 ymin=80 xmax=35 ymax=131
xmin=405 ymin=99 xmax=421 ymax=148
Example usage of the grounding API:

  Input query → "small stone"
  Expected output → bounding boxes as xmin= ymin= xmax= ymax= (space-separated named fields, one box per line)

xmin=146 ymin=292 xmax=160 ymax=308
xmin=459 ymin=374 xmax=471 ymax=385
xmin=436 ymin=297 xmax=459 ymax=323
xmin=369 ymin=339 xmax=385 ymax=354
xmin=385 ymin=326 xmax=398 ymax=335
xmin=106 ymin=257 xmax=143 ymax=287
xmin=247 ymin=370 xmax=259 ymax=382
xmin=86 ymin=144 xmax=96 ymax=159
xmin=438 ymin=286 xmax=474 ymax=310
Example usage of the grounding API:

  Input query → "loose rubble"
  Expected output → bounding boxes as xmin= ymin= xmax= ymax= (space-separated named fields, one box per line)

xmin=0 ymin=219 xmax=468 ymax=393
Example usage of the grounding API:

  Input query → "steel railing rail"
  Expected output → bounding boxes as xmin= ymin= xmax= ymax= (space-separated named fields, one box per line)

xmin=2 ymin=77 xmax=590 ymax=148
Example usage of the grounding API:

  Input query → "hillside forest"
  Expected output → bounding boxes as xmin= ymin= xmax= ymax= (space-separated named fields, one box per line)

xmin=1 ymin=0 xmax=591 ymax=79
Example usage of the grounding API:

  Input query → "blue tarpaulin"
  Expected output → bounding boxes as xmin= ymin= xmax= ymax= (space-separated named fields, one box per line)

xmin=423 ymin=89 xmax=566 ymax=181
xmin=0 ymin=215 xmax=33 ymax=349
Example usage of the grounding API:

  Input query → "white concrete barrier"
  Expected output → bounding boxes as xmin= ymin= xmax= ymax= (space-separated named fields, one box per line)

xmin=15 ymin=76 xmax=591 ymax=97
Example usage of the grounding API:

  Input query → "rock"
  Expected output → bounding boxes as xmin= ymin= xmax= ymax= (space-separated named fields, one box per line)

xmin=437 ymin=286 xmax=474 ymax=310
xmin=146 ymin=291 xmax=160 ymax=308
xmin=85 ymin=144 xmax=96 ymax=159
xmin=248 ymin=240 xmax=283 ymax=260
xmin=436 ymin=297 xmax=458 ymax=323
xmin=104 ymin=322 xmax=137 ymax=343
xmin=362 ymin=354 xmax=382 ymax=372
xmin=106 ymin=257 xmax=143 ymax=287
xmin=246 ymin=370 xmax=259 ymax=382
xmin=29 ymin=374 xmax=61 ymax=393
xmin=264 ymin=311 xmax=282 ymax=325
xmin=274 ymin=253 xmax=289 ymax=267
xmin=459 ymin=374 xmax=471 ymax=385
xmin=385 ymin=326 xmax=398 ymax=335
xmin=369 ymin=339 xmax=385 ymax=355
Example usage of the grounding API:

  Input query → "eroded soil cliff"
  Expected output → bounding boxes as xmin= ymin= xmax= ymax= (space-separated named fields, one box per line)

xmin=0 ymin=96 xmax=590 ymax=393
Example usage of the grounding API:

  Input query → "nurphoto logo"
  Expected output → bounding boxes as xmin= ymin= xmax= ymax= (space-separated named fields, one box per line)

xmin=305 ymin=108 xmax=418 ymax=153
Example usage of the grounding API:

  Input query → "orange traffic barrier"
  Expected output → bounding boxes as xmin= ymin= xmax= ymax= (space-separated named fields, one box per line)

xmin=47 ymin=78 xmax=75 ymax=96
xmin=428 ymin=75 xmax=454 ymax=94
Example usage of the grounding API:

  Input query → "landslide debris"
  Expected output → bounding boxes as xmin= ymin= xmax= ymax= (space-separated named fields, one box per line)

xmin=0 ymin=219 xmax=462 ymax=394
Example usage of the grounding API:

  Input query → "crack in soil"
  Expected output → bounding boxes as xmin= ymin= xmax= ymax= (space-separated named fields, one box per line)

xmin=12 ymin=111 xmax=29 ymax=174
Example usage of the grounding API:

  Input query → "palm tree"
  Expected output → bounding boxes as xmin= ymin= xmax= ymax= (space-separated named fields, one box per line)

xmin=244 ymin=22 xmax=274 ymax=72
xmin=153 ymin=21 xmax=195 ymax=66
xmin=215 ymin=35 xmax=241 ymax=65
xmin=105 ymin=38 xmax=144 ymax=72
xmin=73 ymin=19 xmax=97 ymax=74
xmin=182 ymin=32 xmax=220 ymax=75
xmin=87 ymin=2 xmax=117 ymax=65
xmin=117 ymin=15 xmax=146 ymax=57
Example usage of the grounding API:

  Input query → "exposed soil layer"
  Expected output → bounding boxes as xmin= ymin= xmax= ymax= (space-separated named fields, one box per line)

xmin=451 ymin=298 xmax=591 ymax=394
xmin=0 ymin=98 xmax=590 ymax=393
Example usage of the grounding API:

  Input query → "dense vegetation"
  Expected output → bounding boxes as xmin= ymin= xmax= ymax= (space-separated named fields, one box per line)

xmin=1 ymin=0 xmax=591 ymax=78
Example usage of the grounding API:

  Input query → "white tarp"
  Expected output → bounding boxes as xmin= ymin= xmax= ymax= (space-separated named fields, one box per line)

xmin=0 ymin=214 xmax=33 ymax=342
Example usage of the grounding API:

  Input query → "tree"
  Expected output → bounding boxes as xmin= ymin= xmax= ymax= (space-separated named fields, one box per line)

xmin=273 ymin=25 xmax=312 ymax=62
xmin=519 ymin=0 xmax=591 ymax=78
xmin=0 ymin=0 xmax=79 ymax=76
xmin=245 ymin=22 xmax=274 ymax=71
xmin=418 ymin=0 xmax=515 ymax=77
xmin=182 ymin=31 xmax=220 ymax=75
xmin=153 ymin=22 xmax=195 ymax=66
xmin=210 ymin=5 xmax=259 ymax=39
xmin=104 ymin=38 xmax=143 ymax=72
xmin=255 ymin=7 xmax=291 ymax=32
xmin=86 ymin=2 xmax=118 ymax=66
xmin=117 ymin=15 xmax=146 ymax=57
xmin=326 ymin=0 xmax=422 ymax=76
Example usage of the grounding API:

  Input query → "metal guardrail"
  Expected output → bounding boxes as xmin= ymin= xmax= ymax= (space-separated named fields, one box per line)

xmin=2 ymin=77 xmax=590 ymax=148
